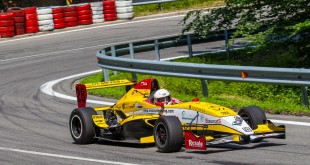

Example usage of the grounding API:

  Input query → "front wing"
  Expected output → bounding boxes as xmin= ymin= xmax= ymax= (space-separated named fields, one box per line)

xmin=185 ymin=120 xmax=285 ymax=150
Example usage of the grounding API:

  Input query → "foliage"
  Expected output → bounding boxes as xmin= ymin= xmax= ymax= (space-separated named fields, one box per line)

xmin=133 ymin=0 xmax=224 ymax=16
xmin=180 ymin=0 xmax=310 ymax=67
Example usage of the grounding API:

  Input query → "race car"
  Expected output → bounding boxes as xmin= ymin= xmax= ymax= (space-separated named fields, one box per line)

xmin=69 ymin=78 xmax=285 ymax=153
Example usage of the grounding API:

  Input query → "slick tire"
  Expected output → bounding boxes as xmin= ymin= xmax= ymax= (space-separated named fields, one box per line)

xmin=154 ymin=116 xmax=183 ymax=153
xmin=69 ymin=107 xmax=99 ymax=144
xmin=0 ymin=20 xmax=14 ymax=27
xmin=93 ymin=18 xmax=104 ymax=23
xmin=238 ymin=106 xmax=267 ymax=130
xmin=37 ymin=14 xmax=53 ymax=21
xmin=90 ymin=2 xmax=102 ymax=7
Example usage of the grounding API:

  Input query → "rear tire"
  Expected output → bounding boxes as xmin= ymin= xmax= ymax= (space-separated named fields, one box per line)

xmin=69 ymin=107 xmax=98 ymax=144
xmin=238 ymin=106 xmax=267 ymax=130
xmin=154 ymin=116 xmax=183 ymax=153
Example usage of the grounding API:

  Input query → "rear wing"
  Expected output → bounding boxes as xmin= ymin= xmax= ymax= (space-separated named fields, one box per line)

xmin=76 ymin=79 xmax=137 ymax=108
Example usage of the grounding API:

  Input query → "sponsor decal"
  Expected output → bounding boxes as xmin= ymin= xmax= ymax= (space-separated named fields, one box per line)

xmin=189 ymin=140 xmax=203 ymax=148
xmin=122 ymin=103 xmax=135 ymax=109
xmin=143 ymin=109 xmax=174 ymax=113
xmin=242 ymin=127 xmax=252 ymax=132
xmin=135 ymin=103 xmax=143 ymax=109
xmin=221 ymin=111 xmax=230 ymax=115
xmin=184 ymin=131 xmax=206 ymax=150
xmin=205 ymin=118 xmax=221 ymax=124
xmin=182 ymin=111 xmax=194 ymax=120
xmin=232 ymin=116 xmax=243 ymax=126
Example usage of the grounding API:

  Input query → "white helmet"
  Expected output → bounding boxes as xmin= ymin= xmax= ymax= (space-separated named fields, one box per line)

xmin=154 ymin=89 xmax=171 ymax=105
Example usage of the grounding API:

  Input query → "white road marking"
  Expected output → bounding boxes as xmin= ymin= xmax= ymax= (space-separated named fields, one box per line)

xmin=40 ymin=68 xmax=310 ymax=127
xmin=0 ymin=14 xmax=184 ymax=44
xmin=40 ymin=70 xmax=114 ymax=106
xmin=0 ymin=147 xmax=138 ymax=165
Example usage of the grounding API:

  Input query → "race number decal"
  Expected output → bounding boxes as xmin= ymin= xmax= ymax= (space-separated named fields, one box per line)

xmin=76 ymin=84 xmax=87 ymax=108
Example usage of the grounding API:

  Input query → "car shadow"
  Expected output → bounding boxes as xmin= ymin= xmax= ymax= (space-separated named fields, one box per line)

xmin=96 ymin=139 xmax=155 ymax=149
xmin=95 ymin=139 xmax=285 ymax=153
xmin=182 ymin=142 xmax=286 ymax=154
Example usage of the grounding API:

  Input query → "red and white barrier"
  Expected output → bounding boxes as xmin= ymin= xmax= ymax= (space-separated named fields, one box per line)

xmin=103 ymin=0 xmax=117 ymax=21
xmin=24 ymin=7 xmax=39 ymax=34
xmin=7 ymin=7 xmax=25 ymax=36
xmin=37 ymin=7 xmax=54 ymax=31
xmin=64 ymin=6 xmax=79 ymax=27
xmin=0 ymin=0 xmax=135 ymax=38
xmin=0 ymin=12 xmax=15 ymax=37
xmin=76 ymin=3 xmax=93 ymax=25
xmin=52 ymin=7 xmax=66 ymax=29
xmin=116 ymin=0 xmax=133 ymax=19
xmin=91 ymin=2 xmax=104 ymax=23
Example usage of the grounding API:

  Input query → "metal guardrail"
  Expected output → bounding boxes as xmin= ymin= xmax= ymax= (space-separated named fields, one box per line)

xmin=96 ymin=32 xmax=310 ymax=107
xmin=133 ymin=0 xmax=176 ymax=10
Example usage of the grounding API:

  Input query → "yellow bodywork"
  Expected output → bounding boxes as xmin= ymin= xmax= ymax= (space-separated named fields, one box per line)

xmin=83 ymin=79 xmax=285 ymax=144
xmin=254 ymin=120 xmax=285 ymax=134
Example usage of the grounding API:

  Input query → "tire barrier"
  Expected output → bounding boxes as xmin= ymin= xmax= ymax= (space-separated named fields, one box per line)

xmin=37 ymin=7 xmax=54 ymax=31
xmin=64 ymin=6 xmax=79 ymax=27
xmin=76 ymin=3 xmax=93 ymax=25
xmin=116 ymin=0 xmax=133 ymax=20
xmin=91 ymin=2 xmax=104 ymax=23
xmin=103 ymin=0 xmax=117 ymax=21
xmin=0 ymin=12 xmax=15 ymax=38
xmin=52 ymin=7 xmax=66 ymax=29
xmin=24 ymin=6 xmax=39 ymax=34
xmin=7 ymin=7 xmax=25 ymax=36
xmin=0 ymin=1 xmax=136 ymax=38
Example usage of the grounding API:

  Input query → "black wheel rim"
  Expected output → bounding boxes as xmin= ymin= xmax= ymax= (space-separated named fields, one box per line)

xmin=155 ymin=123 xmax=167 ymax=147
xmin=71 ymin=115 xmax=82 ymax=139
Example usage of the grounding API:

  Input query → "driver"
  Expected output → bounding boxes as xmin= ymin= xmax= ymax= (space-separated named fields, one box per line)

xmin=153 ymin=89 xmax=180 ymax=105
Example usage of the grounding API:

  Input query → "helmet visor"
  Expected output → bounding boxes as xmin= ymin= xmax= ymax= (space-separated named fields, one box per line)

xmin=156 ymin=95 xmax=171 ymax=103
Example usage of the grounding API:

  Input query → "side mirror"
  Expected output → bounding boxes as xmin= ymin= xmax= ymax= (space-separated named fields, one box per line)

xmin=155 ymin=102 xmax=164 ymax=107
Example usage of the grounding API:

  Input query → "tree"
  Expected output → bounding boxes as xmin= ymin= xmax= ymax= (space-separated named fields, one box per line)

xmin=180 ymin=0 xmax=310 ymax=67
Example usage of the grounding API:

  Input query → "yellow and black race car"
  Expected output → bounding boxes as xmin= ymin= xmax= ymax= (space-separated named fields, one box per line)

xmin=69 ymin=78 xmax=285 ymax=153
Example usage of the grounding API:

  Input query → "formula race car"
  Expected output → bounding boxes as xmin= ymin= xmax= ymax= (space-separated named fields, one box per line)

xmin=69 ymin=78 xmax=285 ymax=153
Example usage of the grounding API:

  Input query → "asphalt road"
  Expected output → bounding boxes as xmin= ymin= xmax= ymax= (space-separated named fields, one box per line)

xmin=1 ymin=14 xmax=310 ymax=165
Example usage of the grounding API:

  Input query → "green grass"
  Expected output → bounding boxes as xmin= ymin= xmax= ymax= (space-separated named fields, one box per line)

xmin=133 ymin=0 xmax=224 ymax=16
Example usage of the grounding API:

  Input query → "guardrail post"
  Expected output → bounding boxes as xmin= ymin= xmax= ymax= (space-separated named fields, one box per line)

xmin=111 ymin=46 xmax=117 ymax=75
xmin=103 ymin=69 xmax=109 ymax=81
xmin=187 ymin=34 xmax=193 ymax=58
xmin=101 ymin=49 xmax=110 ymax=81
xmin=224 ymin=29 xmax=230 ymax=59
xmin=301 ymin=86 xmax=309 ymax=108
xmin=129 ymin=43 xmax=137 ymax=80
xmin=159 ymin=3 xmax=163 ymax=11
xmin=201 ymin=80 xmax=208 ymax=97
xmin=155 ymin=40 xmax=160 ymax=61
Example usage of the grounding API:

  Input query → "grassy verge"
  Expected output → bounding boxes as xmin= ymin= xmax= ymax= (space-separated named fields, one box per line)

xmin=133 ymin=0 xmax=224 ymax=16
xmin=80 ymin=47 xmax=310 ymax=116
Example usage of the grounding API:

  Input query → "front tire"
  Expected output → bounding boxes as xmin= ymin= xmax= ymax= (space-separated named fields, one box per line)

xmin=69 ymin=107 xmax=98 ymax=144
xmin=238 ymin=106 xmax=267 ymax=130
xmin=154 ymin=116 xmax=183 ymax=153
